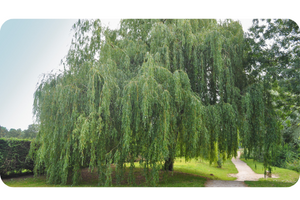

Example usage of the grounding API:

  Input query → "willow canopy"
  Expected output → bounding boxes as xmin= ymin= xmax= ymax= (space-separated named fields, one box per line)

xmin=30 ymin=19 xmax=280 ymax=186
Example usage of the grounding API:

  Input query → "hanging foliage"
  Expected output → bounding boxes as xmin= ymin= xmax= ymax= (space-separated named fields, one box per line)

xmin=240 ymin=82 xmax=281 ymax=171
xmin=30 ymin=19 xmax=280 ymax=186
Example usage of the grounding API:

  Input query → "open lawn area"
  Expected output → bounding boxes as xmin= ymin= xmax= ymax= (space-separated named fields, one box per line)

xmin=173 ymin=158 xmax=238 ymax=181
xmin=2 ymin=158 xmax=237 ymax=187
xmin=2 ymin=157 xmax=299 ymax=187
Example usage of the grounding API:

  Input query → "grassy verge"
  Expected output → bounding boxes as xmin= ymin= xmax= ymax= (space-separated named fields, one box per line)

xmin=158 ymin=172 xmax=207 ymax=187
xmin=2 ymin=157 xmax=238 ymax=187
xmin=174 ymin=157 xmax=238 ymax=181
xmin=240 ymin=158 xmax=300 ymax=187
xmin=1 ymin=176 xmax=51 ymax=187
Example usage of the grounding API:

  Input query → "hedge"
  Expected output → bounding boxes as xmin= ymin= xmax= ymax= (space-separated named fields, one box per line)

xmin=0 ymin=138 xmax=34 ymax=176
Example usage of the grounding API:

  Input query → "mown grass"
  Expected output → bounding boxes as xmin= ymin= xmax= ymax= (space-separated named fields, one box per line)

xmin=1 ymin=176 xmax=51 ymax=187
xmin=173 ymin=157 xmax=238 ymax=181
xmin=2 ymin=157 xmax=237 ymax=187
xmin=4 ymin=157 xmax=298 ymax=187
xmin=240 ymin=158 xmax=300 ymax=187
xmin=157 ymin=172 xmax=207 ymax=187
xmin=2 ymin=171 xmax=207 ymax=187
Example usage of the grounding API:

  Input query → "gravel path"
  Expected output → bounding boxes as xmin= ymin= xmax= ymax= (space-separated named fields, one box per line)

xmin=205 ymin=151 xmax=266 ymax=187
xmin=205 ymin=180 xmax=247 ymax=187
xmin=229 ymin=151 xmax=265 ymax=181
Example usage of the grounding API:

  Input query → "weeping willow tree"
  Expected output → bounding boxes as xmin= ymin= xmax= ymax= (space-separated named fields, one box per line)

xmin=30 ymin=19 xmax=280 ymax=186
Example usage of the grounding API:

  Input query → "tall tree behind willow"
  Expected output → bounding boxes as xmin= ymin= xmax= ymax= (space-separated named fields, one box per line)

xmin=30 ymin=19 xmax=280 ymax=186
xmin=245 ymin=19 xmax=299 ymax=170
xmin=245 ymin=19 xmax=300 ymax=119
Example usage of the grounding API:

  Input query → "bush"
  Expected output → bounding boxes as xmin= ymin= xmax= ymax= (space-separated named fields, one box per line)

xmin=0 ymin=138 xmax=34 ymax=176
xmin=271 ymin=144 xmax=299 ymax=168
xmin=286 ymin=159 xmax=300 ymax=172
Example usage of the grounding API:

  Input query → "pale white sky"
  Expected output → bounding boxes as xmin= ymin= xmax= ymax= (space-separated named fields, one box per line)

xmin=0 ymin=19 xmax=123 ymax=131
xmin=0 ymin=19 xmax=78 ymax=130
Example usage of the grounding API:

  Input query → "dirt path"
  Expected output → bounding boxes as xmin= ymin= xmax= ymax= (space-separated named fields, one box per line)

xmin=229 ymin=151 xmax=265 ymax=181
xmin=205 ymin=180 xmax=247 ymax=187
xmin=205 ymin=151 xmax=266 ymax=187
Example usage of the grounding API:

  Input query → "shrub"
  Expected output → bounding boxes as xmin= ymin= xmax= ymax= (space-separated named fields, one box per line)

xmin=0 ymin=138 xmax=34 ymax=176
xmin=286 ymin=159 xmax=300 ymax=172
xmin=271 ymin=144 xmax=298 ymax=168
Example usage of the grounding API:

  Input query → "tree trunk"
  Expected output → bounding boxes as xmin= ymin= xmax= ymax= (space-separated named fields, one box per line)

xmin=164 ymin=157 xmax=174 ymax=171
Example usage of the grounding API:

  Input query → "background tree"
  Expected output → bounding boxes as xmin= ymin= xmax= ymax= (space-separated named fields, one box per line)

xmin=30 ymin=19 xmax=281 ymax=186
xmin=22 ymin=124 xmax=39 ymax=139
xmin=7 ymin=128 xmax=22 ymax=138
xmin=0 ymin=126 xmax=8 ymax=138
xmin=245 ymin=19 xmax=300 ymax=119
xmin=245 ymin=19 xmax=300 ymax=171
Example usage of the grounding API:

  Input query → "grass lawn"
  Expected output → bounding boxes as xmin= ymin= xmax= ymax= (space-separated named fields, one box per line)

xmin=173 ymin=157 xmax=238 ymax=181
xmin=2 ymin=171 xmax=207 ymax=187
xmin=2 ymin=176 xmax=52 ymax=187
xmin=240 ymin=158 xmax=300 ymax=187
xmin=5 ymin=157 xmax=298 ymax=187
xmin=2 ymin=157 xmax=237 ymax=187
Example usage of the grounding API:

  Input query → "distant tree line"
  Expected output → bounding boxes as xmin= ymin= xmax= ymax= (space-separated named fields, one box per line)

xmin=0 ymin=124 xmax=39 ymax=140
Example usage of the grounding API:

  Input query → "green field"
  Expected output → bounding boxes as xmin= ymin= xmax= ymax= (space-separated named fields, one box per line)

xmin=2 ymin=158 xmax=236 ymax=187
xmin=173 ymin=158 xmax=238 ymax=181
xmin=2 ymin=157 xmax=299 ymax=187
xmin=1 ymin=170 xmax=207 ymax=187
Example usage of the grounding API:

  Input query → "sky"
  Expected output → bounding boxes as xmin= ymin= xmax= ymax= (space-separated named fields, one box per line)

xmin=0 ymin=19 xmax=123 ymax=131
xmin=0 ymin=19 xmax=253 ymax=131
xmin=0 ymin=19 xmax=77 ymax=130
